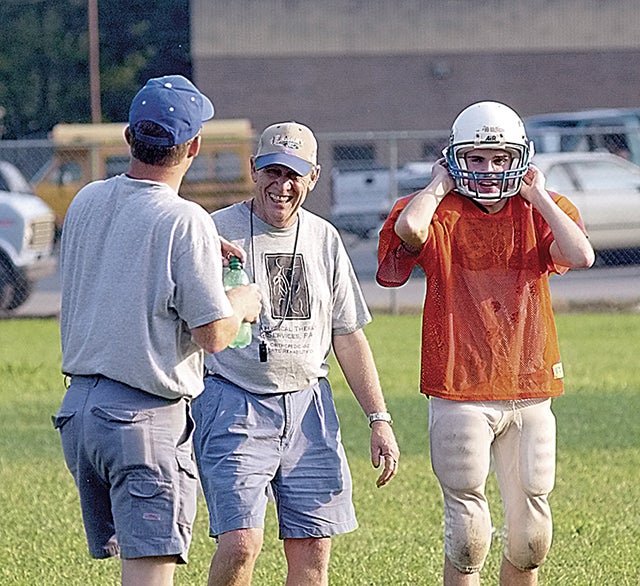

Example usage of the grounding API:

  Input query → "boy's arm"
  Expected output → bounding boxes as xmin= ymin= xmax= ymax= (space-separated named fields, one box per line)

xmin=394 ymin=159 xmax=454 ymax=248
xmin=376 ymin=159 xmax=454 ymax=287
xmin=520 ymin=165 xmax=595 ymax=269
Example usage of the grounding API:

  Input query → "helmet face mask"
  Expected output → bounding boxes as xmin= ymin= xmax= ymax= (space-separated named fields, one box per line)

xmin=444 ymin=101 xmax=534 ymax=201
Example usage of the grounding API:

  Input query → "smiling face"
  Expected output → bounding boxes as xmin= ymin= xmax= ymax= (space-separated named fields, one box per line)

xmin=250 ymin=160 xmax=320 ymax=228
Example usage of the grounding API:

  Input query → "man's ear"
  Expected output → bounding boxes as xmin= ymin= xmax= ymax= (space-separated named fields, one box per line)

xmin=124 ymin=126 xmax=132 ymax=145
xmin=308 ymin=164 xmax=321 ymax=191
xmin=187 ymin=134 xmax=202 ymax=158
xmin=249 ymin=157 xmax=259 ymax=182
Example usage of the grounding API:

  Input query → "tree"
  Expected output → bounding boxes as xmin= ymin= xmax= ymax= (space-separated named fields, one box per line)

xmin=0 ymin=0 xmax=190 ymax=138
xmin=98 ymin=0 xmax=191 ymax=124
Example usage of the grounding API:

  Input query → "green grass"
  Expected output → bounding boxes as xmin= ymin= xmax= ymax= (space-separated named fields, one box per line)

xmin=1 ymin=314 xmax=639 ymax=585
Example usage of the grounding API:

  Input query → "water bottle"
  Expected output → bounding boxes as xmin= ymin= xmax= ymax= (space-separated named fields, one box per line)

xmin=223 ymin=256 xmax=252 ymax=348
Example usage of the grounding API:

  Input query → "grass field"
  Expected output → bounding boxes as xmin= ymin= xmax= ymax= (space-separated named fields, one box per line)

xmin=1 ymin=314 xmax=639 ymax=585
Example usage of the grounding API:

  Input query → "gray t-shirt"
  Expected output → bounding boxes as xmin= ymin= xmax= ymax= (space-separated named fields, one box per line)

xmin=60 ymin=174 xmax=233 ymax=399
xmin=205 ymin=202 xmax=371 ymax=393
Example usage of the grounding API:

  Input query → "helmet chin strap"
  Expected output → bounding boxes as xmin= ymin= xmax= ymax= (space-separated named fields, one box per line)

xmin=473 ymin=196 xmax=501 ymax=203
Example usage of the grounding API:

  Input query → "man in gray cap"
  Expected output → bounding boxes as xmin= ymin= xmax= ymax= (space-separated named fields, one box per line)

xmin=53 ymin=75 xmax=261 ymax=586
xmin=192 ymin=121 xmax=399 ymax=586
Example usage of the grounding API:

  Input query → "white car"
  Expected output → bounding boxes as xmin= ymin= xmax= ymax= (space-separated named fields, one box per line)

xmin=0 ymin=161 xmax=57 ymax=310
xmin=331 ymin=151 xmax=640 ymax=261
xmin=532 ymin=152 xmax=640 ymax=256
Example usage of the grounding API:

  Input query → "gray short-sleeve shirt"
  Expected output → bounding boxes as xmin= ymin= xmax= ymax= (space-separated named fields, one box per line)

xmin=205 ymin=202 xmax=371 ymax=393
xmin=60 ymin=175 xmax=233 ymax=399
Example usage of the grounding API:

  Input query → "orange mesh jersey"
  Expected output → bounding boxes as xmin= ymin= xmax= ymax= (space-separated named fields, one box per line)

xmin=377 ymin=191 xmax=587 ymax=402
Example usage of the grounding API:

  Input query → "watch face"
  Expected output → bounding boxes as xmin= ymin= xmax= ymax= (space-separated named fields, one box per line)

xmin=368 ymin=412 xmax=392 ymax=425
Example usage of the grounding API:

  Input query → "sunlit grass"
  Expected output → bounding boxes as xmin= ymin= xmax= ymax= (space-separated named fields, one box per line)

xmin=1 ymin=314 xmax=639 ymax=585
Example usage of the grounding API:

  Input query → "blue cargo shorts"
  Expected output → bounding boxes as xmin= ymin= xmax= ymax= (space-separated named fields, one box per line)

xmin=192 ymin=374 xmax=358 ymax=539
xmin=53 ymin=375 xmax=198 ymax=562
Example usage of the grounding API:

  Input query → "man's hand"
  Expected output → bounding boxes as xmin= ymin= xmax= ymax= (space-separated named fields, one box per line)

xmin=220 ymin=237 xmax=246 ymax=266
xmin=371 ymin=421 xmax=400 ymax=488
xmin=226 ymin=284 xmax=262 ymax=324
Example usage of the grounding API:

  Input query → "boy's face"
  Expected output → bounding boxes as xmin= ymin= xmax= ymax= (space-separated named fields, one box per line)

xmin=463 ymin=149 xmax=513 ymax=196
xmin=460 ymin=148 xmax=514 ymax=210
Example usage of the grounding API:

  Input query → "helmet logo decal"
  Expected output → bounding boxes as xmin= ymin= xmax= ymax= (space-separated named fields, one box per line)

xmin=476 ymin=125 xmax=505 ymax=145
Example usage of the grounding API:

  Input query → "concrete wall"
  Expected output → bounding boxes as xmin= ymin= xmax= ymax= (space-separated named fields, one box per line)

xmin=190 ymin=0 xmax=640 ymax=216
xmin=192 ymin=0 xmax=640 ymax=56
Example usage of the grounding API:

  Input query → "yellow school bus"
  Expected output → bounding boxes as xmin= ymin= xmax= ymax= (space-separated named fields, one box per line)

xmin=33 ymin=119 xmax=256 ymax=227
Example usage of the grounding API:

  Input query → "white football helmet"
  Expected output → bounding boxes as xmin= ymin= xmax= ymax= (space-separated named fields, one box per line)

xmin=444 ymin=101 xmax=534 ymax=200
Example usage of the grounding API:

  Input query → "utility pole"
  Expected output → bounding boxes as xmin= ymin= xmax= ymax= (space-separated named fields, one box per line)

xmin=88 ymin=0 xmax=102 ymax=123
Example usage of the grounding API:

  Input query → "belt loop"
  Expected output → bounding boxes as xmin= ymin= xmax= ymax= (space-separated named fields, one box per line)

xmin=512 ymin=400 xmax=523 ymax=430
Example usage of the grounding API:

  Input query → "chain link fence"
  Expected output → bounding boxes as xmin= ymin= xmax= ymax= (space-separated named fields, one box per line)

xmin=1 ymin=124 xmax=639 ymax=317
xmin=316 ymin=125 xmax=640 ymax=268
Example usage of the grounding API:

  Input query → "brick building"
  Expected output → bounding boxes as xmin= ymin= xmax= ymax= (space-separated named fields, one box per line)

xmin=190 ymin=0 xmax=640 ymax=216
xmin=191 ymin=0 xmax=640 ymax=133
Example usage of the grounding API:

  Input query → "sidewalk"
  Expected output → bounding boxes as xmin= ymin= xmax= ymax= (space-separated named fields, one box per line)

xmin=361 ymin=265 xmax=640 ymax=314
xmin=6 ymin=263 xmax=640 ymax=320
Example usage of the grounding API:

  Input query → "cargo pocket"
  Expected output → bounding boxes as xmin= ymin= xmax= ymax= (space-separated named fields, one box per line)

xmin=176 ymin=452 xmax=198 ymax=528
xmin=91 ymin=406 xmax=152 ymax=424
xmin=128 ymin=475 xmax=174 ymax=538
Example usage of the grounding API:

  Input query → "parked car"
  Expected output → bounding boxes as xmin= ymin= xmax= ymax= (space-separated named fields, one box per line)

xmin=526 ymin=108 xmax=640 ymax=165
xmin=533 ymin=151 xmax=640 ymax=259
xmin=330 ymin=161 xmax=434 ymax=238
xmin=331 ymin=151 xmax=640 ymax=263
xmin=0 ymin=161 xmax=57 ymax=311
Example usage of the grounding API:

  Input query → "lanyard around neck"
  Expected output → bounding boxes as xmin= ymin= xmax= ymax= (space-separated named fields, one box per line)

xmin=249 ymin=199 xmax=300 ymax=337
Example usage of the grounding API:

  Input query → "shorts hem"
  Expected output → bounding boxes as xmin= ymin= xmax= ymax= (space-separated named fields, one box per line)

xmin=280 ymin=519 xmax=358 ymax=540
xmin=119 ymin=542 xmax=190 ymax=564
xmin=212 ymin=515 xmax=265 ymax=538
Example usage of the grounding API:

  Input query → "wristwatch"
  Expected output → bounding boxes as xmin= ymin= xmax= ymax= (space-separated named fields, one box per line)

xmin=368 ymin=411 xmax=393 ymax=427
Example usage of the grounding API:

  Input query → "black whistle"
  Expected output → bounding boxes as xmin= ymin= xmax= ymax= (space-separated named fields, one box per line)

xmin=259 ymin=340 xmax=268 ymax=362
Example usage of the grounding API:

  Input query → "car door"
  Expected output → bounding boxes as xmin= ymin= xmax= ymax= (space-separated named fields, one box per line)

xmin=559 ymin=157 xmax=640 ymax=250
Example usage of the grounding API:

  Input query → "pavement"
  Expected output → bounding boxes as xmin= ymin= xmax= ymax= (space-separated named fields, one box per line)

xmin=360 ymin=266 xmax=640 ymax=314
xmin=5 ymin=236 xmax=640 ymax=319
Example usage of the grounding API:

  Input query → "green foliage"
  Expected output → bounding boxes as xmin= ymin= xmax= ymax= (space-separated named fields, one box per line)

xmin=0 ymin=1 xmax=88 ymax=136
xmin=1 ymin=315 xmax=639 ymax=584
xmin=0 ymin=0 xmax=190 ymax=138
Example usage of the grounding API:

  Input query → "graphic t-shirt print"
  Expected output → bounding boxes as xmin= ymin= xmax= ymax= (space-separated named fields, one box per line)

xmin=265 ymin=253 xmax=310 ymax=320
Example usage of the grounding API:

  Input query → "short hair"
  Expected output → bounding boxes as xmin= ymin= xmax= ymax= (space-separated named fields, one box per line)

xmin=129 ymin=121 xmax=194 ymax=166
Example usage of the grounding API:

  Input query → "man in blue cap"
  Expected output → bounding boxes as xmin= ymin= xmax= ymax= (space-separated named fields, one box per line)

xmin=53 ymin=75 xmax=261 ymax=586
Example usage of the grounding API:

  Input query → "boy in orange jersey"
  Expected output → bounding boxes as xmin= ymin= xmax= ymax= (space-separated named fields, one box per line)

xmin=376 ymin=101 xmax=595 ymax=586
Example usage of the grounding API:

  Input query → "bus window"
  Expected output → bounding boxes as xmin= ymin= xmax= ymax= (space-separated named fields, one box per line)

xmin=33 ymin=119 xmax=255 ymax=228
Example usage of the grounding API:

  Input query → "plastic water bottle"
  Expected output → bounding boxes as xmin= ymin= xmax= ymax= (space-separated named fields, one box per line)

xmin=223 ymin=256 xmax=252 ymax=348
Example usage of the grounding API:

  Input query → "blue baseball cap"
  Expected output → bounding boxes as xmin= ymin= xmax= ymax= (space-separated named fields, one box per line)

xmin=128 ymin=75 xmax=215 ymax=146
